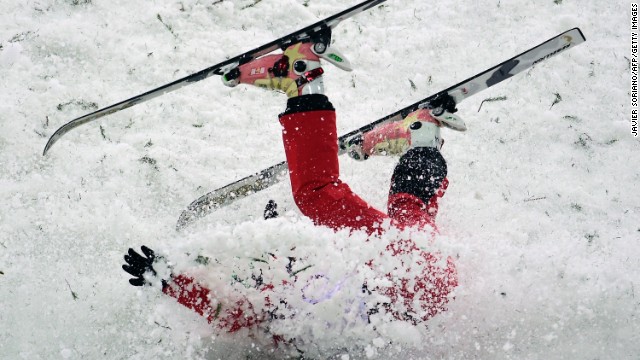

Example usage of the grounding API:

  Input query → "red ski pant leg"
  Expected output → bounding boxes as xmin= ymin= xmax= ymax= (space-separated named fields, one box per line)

xmin=279 ymin=110 xmax=388 ymax=234
xmin=387 ymin=178 xmax=449 ymax=231
xmin=386 ymin=146 xmax=449 ymax=231
xmin=387 ymin=193 xmax=434 ymax=229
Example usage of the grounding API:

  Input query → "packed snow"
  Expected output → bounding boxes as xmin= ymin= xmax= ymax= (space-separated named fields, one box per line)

xmin=1 ymin=0 xmax=638 ymax=359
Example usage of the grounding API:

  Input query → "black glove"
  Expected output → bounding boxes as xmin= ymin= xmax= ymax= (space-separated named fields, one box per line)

xmin=264 ymin=200 xmax=279 ymax=220
xmin=428 ymin=92 xmax=458 ymax=114
xmin=122 ymin=246 xmax=158 ymax=287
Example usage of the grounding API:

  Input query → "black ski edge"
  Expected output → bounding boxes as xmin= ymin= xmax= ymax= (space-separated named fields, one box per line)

xmin=43 ymin=0 xmax=387 ymax=156
xmin=176 ymin=28 xmax=586 ymax=230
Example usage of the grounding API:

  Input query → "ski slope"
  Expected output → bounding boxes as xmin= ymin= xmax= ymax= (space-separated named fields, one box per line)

xmin=1 ymin=0 xmax=638 ymax=359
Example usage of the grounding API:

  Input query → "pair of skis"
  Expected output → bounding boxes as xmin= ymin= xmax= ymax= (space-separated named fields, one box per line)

xmin=41 ymin=0 xmax=586 ymax=230
xmin=176 ymin=27 xmax=585 ymax=229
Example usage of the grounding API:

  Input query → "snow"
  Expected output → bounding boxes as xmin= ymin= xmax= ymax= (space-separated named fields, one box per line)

xmin=1 ymin=0 xmax=638 ymax=359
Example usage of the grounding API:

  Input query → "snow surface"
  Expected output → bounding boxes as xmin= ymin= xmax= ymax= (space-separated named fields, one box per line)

xmin=1 ymin=0 xmax=639 ymax=359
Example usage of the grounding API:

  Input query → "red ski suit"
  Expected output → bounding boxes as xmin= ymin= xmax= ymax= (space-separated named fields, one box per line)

xmin=163 ymin=100 xmax=457 ymax=333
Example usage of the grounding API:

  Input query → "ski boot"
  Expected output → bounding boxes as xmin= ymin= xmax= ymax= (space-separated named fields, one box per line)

xmin=344 ymin=93 xmax=466 ymax=160
xmin=221 ymin=34 xmax=352 ymax=98
xmin=342 ymin=93 xmax=466 ymax=226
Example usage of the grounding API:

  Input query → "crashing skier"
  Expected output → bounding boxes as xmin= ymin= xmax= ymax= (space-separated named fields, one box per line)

xmin=123 ymin=37 xmax=462 ymax=342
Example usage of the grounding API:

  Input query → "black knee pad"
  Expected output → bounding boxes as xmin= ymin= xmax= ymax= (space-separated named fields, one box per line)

xmin=389 ymin=147 xmax=447 ymax=204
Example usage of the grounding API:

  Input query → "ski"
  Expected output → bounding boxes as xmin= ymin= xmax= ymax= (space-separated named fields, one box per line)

xmin=176 ymin=28 xmax=586 ymax=230
xmin=42 ymin=0 xmax=387 ymax=156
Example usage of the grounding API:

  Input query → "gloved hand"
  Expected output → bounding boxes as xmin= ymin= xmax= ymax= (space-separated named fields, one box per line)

xmin=344 ymin=134 xmax=369 ymax=161
xmin=122 ymin=246 xmax=160 ymax=287
xmin=264 ymin=200 xmax=279 ymax=220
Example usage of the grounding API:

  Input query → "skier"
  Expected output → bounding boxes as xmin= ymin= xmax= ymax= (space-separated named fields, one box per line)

xmin=123 ymin=40 xmax=463 ymax=336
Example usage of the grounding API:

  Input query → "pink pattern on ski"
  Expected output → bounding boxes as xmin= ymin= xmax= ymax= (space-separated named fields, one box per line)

xmin=362 ymin=108 xmax=440 ymax=156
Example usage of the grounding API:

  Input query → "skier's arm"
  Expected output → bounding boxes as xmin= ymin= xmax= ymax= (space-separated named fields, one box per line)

xmin=161 ymin=274 xmax=219 ymax=323
xmin=122 ymin=246 xmax=260 ymax=332
xmin=161 ymin=273 xmax=262 ymax=332
xmin=122 ymin=246 xmax=218 ymax=322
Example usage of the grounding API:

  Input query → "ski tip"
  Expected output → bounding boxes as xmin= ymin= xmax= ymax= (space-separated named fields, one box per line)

xmin=43 ymin=135 xmax=57 ymax=156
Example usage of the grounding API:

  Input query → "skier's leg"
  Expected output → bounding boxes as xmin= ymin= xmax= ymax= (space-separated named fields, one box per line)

xmin=345 ymin=107 xmax=464 ymax=229
xmin=343 ymin=108 xmax=460 ymax=322
xmin=279 ymin=94 xmax=388 ymax=233
xmin=223 ymin=42 xmax=388 ymax=234
xmin=385 ymin=109 xmax=457 ymax=229
xmin=387 ymin=146 xmax=448 ymax=229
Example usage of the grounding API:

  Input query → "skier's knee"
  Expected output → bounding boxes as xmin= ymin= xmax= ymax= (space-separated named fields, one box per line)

xmin=292 ymin=180 xmax=383 ymax=232
xmin=293 ymin=180 xmax=350 ymax=216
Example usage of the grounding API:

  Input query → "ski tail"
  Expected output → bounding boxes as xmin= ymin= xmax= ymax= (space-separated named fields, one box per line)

xmin=176 ymin=161 xmax=288 ymax=230
xmin=176 ymin=28 xmax=586 ymax=230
